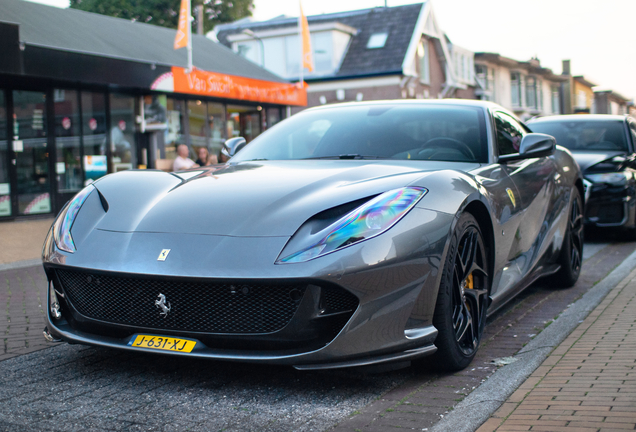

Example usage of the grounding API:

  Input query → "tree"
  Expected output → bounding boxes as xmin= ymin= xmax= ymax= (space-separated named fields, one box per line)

xmin=69 ymin=0 xmax=254 ymax=34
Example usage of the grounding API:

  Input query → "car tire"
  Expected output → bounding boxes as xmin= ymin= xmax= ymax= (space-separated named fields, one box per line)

xmin=551 ymin=188 xmax=584 ymax=288
xmin=430 ymin=213 xmax=490 ymax=371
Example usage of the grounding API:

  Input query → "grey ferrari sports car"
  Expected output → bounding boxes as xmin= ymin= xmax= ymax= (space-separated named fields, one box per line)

xmin=43 ymin=100 xmax=584 ymax=371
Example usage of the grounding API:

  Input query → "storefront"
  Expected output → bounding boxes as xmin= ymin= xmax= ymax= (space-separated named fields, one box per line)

xmin=0 ymin=0 xmax=305 ymax=220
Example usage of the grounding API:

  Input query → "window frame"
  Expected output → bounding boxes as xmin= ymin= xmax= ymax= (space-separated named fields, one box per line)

xmin=510 ymin=72 xmax=522 ymax=108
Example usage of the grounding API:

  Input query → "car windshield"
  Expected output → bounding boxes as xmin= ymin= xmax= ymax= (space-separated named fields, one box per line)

xmin=530 ymin=120 xmax=628 ymax=152
xmin=232 ymin=104 xmax=488 ymax=163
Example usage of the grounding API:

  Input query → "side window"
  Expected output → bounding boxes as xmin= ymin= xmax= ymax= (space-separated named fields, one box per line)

xmin=494 ymin=112 xmax=526 ymax=156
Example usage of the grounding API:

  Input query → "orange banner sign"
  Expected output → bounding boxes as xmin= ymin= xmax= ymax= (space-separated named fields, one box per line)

xmin=299 ymin=2 xmax=314 ymax=72
xmin=174 ymin=0 xmax=189 ymax=50
xmin=171 ymin=67 xmax=307 ymax=106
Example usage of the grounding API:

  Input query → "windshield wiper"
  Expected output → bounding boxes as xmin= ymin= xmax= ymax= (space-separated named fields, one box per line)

xmin=302 ymin=154 xmax=384 ymax=160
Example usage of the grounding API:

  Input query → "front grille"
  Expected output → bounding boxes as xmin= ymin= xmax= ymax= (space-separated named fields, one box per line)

xmin=588 ymin=202 xmax=624 ymax=224
xmin=57 ymin=270 xmax=308 ymax=334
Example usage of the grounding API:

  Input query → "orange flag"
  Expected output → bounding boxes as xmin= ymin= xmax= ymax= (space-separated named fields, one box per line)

xmin=174 ymin=0 xmax=189 ymax=50
xmin=299 ymin=2 xmax=313 ymax=72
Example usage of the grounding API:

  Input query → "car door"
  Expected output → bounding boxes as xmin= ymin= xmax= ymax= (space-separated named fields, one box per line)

xmin=490 ymin=111 xmax=559 ymax=299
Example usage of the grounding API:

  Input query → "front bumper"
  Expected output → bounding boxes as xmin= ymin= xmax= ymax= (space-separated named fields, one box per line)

xmin=585 ymin=193 xmax=635 ymax=228
xmin=43 ymin=207 xmax=452 ymax=369
xmin=44 ymin=272 xmax=438 ymax=369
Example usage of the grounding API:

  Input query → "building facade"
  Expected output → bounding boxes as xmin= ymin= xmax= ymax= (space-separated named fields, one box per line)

xmin=474 ymin=53 xmax=566 ymax=121
xmin=213 ymin=2 xmax=475 ymax=112
xmin=594 ymin=90 xmax=630 ymax=115
xmin=0 ymin=0 xmax=304 ymax=220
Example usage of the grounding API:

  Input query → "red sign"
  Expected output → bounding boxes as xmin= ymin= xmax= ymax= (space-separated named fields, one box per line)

xmin=171 ymin=67 xmax=307 ymax=106
xmin=88 ymin=118 xmax=97 ymax=131
xmin=62 ymin=117 xmax=71 ymax=130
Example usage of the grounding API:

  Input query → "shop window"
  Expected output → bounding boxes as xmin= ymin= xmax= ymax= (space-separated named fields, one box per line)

xmin=54 ymin=89 xmax=82 ymax=193
xmin=0 ymin=91 xmax=9 ymax=217
xmin=267 ymin=107 xmax=282 ymax=129
xmin=227 ymin=105 xmax=262 ymax=144
xmin=165 ymin=97 xmax=186 ymax=161
xmin=188 ymin=99 xmax=207 ymax=163
xmin=207 ymin=102 xmax=225 ymax=161
xmin=81 ymin=92 xmax=107 ymax=182
xmin=13 ymin=90 xmax=50 ymax=215
xmin=109 ymin=93 xmax=137 ymax=172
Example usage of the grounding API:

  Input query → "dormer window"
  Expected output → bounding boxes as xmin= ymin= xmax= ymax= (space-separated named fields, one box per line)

xmin=367 ymin=32 xmax=388 ymax=49
xmin=227 ymin=22 xmax=357 ymax=79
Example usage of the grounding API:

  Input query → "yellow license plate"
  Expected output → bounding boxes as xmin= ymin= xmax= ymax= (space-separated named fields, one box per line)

xmin=129 ymin=335 xmax=197 ymax=353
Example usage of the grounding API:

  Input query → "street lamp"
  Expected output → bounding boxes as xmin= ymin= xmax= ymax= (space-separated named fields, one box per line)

xmin=242 ymin=29 xmax=265 ymax=68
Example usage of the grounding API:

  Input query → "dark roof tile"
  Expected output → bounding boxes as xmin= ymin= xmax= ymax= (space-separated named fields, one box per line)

xmin=216 ymin=3 xmax=424 ymax=79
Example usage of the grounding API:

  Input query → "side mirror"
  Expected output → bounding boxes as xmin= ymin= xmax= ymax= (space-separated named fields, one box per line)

xmin=221 ymin=137 xmax=247 ymax=159
xmin=499 ymin=133 xmax=556 ymax=162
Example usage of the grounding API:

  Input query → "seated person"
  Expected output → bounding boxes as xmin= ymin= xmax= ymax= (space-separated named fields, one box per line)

xmin=195 ymin=147 xmax=210 ymax=166
xmin=173 ymin=144 xmax=199 ymax=171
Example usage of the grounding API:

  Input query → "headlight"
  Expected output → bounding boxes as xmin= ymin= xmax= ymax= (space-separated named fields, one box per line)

xmin=278 ymin=187 xmax=427 ymax=263
xmin=585 ymin=172 xmax=629 ymax=186
xmin=52 ymin=185 xmax=95 ymax=253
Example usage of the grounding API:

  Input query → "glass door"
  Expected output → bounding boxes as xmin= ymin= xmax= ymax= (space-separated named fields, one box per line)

xmin=227 ymin=104 xmax=262 ymax=143
xmin=12 ymin=90 xmax=52 ymax=215
xmin=0 ymin=91 xmax=10 ymax=217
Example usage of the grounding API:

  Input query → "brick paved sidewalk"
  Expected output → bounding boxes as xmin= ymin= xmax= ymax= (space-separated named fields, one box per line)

xmin=0 ymin=218 xmax=53 ymax=265
xmin=0 ymin=265 xmax=54 ymax=361
xmin=478 ymin=267 xmax=636 ymax=432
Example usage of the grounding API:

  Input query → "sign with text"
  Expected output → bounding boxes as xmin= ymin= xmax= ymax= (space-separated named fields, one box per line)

xmin=170 ymin=67 xmax=307 ymax=106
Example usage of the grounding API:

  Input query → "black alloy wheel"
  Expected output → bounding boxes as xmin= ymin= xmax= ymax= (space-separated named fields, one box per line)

xmin=430 ymin=213 xmax=490 ymax=371
xmin=553 ymin=188 xmax=584 ymax=287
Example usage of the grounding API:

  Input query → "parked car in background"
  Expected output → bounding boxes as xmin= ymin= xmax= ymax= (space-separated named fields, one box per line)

xmin=528 ymin=115 xmax=636 ymax=235
xmin=43 ymin=100 xmax=583 ymax=372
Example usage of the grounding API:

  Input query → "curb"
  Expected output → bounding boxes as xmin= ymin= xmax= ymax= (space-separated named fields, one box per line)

xmin=0 ymin=258 xmax=42 ymax=272
xmin=430 ymin=247 xmax=636 ymax=432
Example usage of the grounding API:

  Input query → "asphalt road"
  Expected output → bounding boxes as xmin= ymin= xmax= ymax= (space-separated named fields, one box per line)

xmin=0 ymin=234 xmax=632 ymax=432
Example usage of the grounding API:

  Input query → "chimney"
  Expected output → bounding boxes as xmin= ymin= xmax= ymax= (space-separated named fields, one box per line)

xmin=561 ymin=60 xmax=573 ymax=114
xmin=562 ymin=59 xmax=571 ymax=76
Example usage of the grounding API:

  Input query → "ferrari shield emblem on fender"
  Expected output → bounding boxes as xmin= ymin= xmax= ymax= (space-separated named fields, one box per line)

xmin=157 ymin=249 xmax=171 ymax=261
xmin=506 ymin=188 xmax=516 ymax=208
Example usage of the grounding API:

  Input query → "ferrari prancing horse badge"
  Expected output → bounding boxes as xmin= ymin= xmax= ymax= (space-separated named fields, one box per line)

xmin=157 ymin=249 xmax=171 ymax=261
xmin=506 ymin=188 xmax=516 ymax=208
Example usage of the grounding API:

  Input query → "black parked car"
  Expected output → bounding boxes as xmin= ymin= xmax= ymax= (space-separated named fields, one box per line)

xmin=529 ymin=115 xmax=636 ymax=235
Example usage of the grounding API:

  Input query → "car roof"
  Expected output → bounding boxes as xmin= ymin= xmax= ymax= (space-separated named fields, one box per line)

xmin=303 ymin=99 xmax=503 ymax=112
xmin=528 ymin=114 xmax=628 ymax=124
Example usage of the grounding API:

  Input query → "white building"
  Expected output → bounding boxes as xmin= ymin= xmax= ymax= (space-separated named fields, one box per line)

xmin=474 ymin=53 xmax=566 ymax=121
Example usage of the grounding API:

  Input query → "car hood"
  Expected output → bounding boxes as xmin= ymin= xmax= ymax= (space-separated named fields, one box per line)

xmin=570 ymin=150 xmax=625 ymax=172
xmin=91 ymin=160 xmax=479 ymax=237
